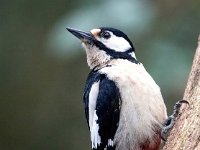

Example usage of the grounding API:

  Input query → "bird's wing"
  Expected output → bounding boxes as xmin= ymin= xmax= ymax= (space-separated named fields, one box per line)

xmin=84 ymin=71 xmax=121 ymax=150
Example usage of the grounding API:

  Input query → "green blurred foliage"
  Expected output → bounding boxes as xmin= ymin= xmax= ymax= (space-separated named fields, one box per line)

xmin=0 ymin=0 xmax=199 ymax=149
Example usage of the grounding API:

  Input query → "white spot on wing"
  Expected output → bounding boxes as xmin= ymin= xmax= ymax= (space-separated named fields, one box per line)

xmin=89 ymin=81 xmax=100 ymax=130
xmin=99 ymin=32 xmax=131 ymax=52
xmin=91 ymin=110 xmax=101 ymax=149
xmin=108 ymin=139 xmax=114 ymax=146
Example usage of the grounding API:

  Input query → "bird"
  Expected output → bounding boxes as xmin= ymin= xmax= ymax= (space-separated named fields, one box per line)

xmin=67 ymin=27 xmax=168 ymax=150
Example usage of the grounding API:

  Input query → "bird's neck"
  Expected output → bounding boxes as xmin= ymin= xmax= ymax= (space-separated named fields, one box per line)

xmin=84 ymin=46 xmax=111 ymax=70
xmin=86 ymin=53 xmax=111 ymax=70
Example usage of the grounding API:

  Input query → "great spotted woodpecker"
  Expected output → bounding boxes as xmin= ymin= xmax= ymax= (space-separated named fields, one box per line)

xmin=67 ymin=27 xmax=186 ymax=150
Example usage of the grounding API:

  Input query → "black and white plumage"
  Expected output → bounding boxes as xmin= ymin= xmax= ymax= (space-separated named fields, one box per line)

xmin=67 ymin=27 xmax=168 ymax=150
xmin=84 ymin=70 xmax=120 ymax=149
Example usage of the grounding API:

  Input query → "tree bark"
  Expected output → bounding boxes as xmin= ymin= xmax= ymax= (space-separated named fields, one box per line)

xmin=163 ymin=35 xmax=200 ymax=150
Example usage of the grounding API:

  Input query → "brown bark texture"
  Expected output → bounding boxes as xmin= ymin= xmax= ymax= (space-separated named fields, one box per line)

xmin=163 ymin=35 xmax=200 ymax=150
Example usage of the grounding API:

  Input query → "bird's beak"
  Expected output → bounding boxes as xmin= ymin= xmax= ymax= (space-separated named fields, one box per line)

xmin=66 ymin=27 xmax=94 ymax=43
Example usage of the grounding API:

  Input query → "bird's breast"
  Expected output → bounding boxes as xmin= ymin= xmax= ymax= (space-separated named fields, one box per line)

xmin=99 ymin=59 xmax=167 ymax=150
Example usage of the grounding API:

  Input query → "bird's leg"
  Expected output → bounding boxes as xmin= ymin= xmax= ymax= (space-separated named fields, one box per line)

xmin=161 ymin=100 xmax=189 ymax=141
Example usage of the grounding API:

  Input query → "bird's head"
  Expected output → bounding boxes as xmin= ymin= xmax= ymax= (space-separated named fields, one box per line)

xmin=67 ymin=27 xmax=137 ymax=69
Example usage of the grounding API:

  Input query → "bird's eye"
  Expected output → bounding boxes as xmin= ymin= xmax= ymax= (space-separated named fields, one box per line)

xmin=101 ymin=31 xmax=111 ymax=39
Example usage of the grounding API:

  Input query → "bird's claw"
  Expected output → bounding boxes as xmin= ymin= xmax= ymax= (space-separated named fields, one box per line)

xmin=161 ymin=100 xmax=189 ymax=141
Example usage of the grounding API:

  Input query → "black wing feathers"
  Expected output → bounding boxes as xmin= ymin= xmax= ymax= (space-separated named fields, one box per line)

xmin=83 ymin=70 xmax=102 ymax=127
xmin=84 ymin=69 xmax=121 ymax=150
xmin=96 ymin=77 xmax=121 ymax=142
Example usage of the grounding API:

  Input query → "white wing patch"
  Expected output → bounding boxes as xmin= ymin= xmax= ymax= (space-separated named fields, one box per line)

xmin=91 ymin=111 xmax=101 ymax=149
xmin=88 ymin=81 xmax=100 ymax=129
xmin=88 ymin=81 xmax=101 ymax=148
xmin=99 ymin=32 xmax=131 ymax=52
xmin=108 ymin=139 xmax=114 ymax=146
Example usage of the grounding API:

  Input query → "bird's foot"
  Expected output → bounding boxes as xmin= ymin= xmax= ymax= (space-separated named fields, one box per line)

xmin=161 ymin=100 xmax=189 ymax=141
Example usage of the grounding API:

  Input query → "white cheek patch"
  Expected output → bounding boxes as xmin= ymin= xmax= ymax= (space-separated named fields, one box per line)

xmin=100 ymin=32 xmax=131 ymax=52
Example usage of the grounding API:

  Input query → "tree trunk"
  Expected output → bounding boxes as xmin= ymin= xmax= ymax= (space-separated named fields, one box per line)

xmin=163 ymin=35 xmax=200 ymax=150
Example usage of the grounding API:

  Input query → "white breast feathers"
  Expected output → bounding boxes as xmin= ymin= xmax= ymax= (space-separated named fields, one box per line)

xmin=99 ymin=59 xmax=167 ymax=150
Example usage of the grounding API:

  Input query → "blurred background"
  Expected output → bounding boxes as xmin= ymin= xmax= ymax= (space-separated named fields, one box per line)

xmin=0 ymin=0 xmax=199 ymax=149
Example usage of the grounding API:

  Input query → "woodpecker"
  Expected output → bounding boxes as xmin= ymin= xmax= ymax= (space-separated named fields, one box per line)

xmin=67 ymin=27 xmax=168 ymax=150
